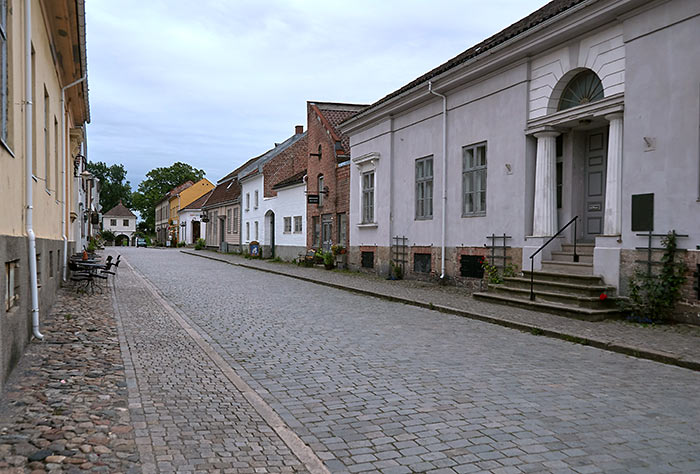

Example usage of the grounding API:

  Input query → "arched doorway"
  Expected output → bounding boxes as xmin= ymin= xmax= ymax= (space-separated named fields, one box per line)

xmin=264 ymin=210 xmax=275 ymax=258
xmin=192 ymin=221 xmax=200 ymax=243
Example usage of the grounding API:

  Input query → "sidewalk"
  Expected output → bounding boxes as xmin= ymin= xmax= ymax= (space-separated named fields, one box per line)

xmin=182 ymin=249 xmax=700 ymax=371
xmin=0 ymin=285 xmax=140 ymax=473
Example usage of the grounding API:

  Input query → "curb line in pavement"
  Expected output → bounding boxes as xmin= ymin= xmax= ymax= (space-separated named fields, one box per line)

xmin=181 ymin=250 xmax=700 ymax=373
xmin=123 ymin=257 xmax=331 ymax=474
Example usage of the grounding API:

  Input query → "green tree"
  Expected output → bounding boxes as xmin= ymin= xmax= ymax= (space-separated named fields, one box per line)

xmin=132 ymin=162 xmax=205 ymax=233
xmin=87 ymin=161 xmax=133 ymax=212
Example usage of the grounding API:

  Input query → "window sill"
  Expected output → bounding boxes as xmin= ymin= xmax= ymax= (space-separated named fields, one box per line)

xmin=462 ymin=212 xmax=486 ymax=218
xmin=415 ymin=216 xmax=433 ymax=221
xmin=357 ymin=223 xmax=378 ymax=228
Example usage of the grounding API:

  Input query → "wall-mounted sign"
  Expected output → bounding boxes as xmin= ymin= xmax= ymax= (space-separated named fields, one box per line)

xmin=307 ymin=194 xmax=319 ymax=204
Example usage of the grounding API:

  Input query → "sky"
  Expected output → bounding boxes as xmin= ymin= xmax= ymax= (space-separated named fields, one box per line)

xmin=85 ymin=0 xmax=550 ymax=190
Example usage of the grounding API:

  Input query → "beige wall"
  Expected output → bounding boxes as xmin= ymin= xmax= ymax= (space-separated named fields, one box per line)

xmin=0 ymin=0 xmax=84 ymax=242
xmin=179 ymin=178 xmax=214 ymax=210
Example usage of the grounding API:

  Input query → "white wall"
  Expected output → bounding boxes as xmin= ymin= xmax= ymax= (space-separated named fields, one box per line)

xmin=178 ymin=210 xmax=207 ymax=245
xmin=241 ymin=175 xmax=265 ymax=245
xmin=270 ymin=183 xmax=306 ymax=259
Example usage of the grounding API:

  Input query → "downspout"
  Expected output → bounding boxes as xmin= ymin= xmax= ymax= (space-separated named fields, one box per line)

xmin=388 ymin=115 xmax=394 ymax=269
xmin=25 ymin=0 xmax=42 ymax=340
xmin=61 ymin=76 xmax=86 ymax=282
xmin=428 ymin=81 xmax=447 ymax=280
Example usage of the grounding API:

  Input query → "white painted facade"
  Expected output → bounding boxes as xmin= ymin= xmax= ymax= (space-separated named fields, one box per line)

xmin=269 ymin=182 xmax=307 ymax=260
xmin=240 ymin=174 xmax=266 ymax=252
xmin=342 ymin=0 xmax=700 ymax=302
xmin=178 ymin=209 xmax=207 ymax=245
xmin=102 ymin=215 xmax=136 ymax=245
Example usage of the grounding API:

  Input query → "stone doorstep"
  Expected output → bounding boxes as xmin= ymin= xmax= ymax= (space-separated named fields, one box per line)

xmin=181 ymin=250 xmax=700 ymax=372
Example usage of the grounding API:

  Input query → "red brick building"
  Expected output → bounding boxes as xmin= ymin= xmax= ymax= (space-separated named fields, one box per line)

xmin=305 ymin=102 xmax=366 ymax=252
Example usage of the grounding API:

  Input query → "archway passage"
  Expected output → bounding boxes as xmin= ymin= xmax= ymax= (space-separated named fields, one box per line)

xmin=115 ymin=234 xmax=130 ymax=247
xmin=264 ymin=210 xmax=275 ymax=258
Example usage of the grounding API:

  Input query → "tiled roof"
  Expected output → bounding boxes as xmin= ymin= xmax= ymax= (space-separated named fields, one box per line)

xmin=348 ymin=0 xmax=586 ymax=121
xmin=238 ymin=131 xmax=307 ymax=181
xmin=202 ymin=178 xmax=241 ymax=209
xmin=179 ymin=190 xmax=212 ymax=211
xmin=157 ymin=180 xmax=194 ymax=204
xmin=272 ymin=169 xmax=306 ymax=190
xmin=311 ymin=102 xmax=367 ymax=157
xmin=103 ymin=201 xmax=135 ymax=218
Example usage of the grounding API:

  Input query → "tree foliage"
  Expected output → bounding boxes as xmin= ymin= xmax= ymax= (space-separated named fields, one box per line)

xmin=132 ymin=162 xmax=206 ymax=233
xmin=86 ymin=161 xmax=132 ymax=212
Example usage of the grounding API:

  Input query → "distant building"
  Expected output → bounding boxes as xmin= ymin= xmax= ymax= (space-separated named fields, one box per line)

xmin=102 ymin=201 xmax=137 ymax=246
xmin=178 ymin=191 xmax=212 ymax=245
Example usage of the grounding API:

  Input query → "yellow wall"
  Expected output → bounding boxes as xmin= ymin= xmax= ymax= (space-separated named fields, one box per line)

xmin=0 ymin=0 xmax=85 ymax=241
xmin=179 ymin=178 xmax=214 ymax=210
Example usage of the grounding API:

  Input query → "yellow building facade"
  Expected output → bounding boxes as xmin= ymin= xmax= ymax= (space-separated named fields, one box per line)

xmin=168 ymin=178 xmax=214 ymax=243
xmin=0 ymin=0 xmax=89 ymax=390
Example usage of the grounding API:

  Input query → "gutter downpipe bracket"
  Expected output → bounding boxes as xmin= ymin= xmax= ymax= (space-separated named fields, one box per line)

xmin=428 ymin=81 xmax=447 ymax=280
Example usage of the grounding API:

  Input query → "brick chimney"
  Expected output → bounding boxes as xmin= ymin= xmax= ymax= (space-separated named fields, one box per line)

xmin=295 ymin=125 xmax=303 ymax=134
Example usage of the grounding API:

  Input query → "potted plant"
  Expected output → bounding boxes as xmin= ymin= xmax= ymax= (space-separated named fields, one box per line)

xmin=322 ymin=251 xmax=335 ymax=270
xmin=332 ymin=245 xmax=347 ymax=269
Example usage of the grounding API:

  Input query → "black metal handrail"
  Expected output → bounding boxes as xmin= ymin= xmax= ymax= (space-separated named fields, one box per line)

xmin=529 ymin=216 xmax=579 ymax=301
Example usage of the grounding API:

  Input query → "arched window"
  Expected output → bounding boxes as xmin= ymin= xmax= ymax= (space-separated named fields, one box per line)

xmin=318 ymin=174 xmax=324 ymax=207
xmin=557 ymin=70 xmax=604 ymax=111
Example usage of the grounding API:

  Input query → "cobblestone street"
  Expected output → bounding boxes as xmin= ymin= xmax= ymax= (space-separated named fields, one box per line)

xmin=2 ymin=247 xmax=700 ymax=473
xmin=123 ymin=248 xmax=700 ymax=473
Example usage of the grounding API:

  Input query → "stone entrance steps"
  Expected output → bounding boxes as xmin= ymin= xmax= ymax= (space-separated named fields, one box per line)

xmin=542 ymin=243 xmax=594 ymax=275
xmin=474 ymin=267 xmax=623 ymax=322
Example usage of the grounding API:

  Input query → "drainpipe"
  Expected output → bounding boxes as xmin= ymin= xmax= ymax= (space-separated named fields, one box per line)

xmin=61 ymin=76 xmax=86 ymax=282
xmin=24 ymin=0 xmax=42 ymax=340
xmin=428 ymin=81 xmax=447 ymax=280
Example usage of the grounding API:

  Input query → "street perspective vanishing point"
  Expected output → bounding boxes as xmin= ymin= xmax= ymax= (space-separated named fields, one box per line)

xmin=1 ymin=1 xmax=700 ymax=473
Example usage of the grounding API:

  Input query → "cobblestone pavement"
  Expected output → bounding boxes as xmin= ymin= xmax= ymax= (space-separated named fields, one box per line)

xmin=124 ymin=248 xmax=700 ymax=473
xmin=182 ymin=250 xmax=700 ymax=368
xmin=111 ymin=250 xmax=311 ymax=474
xmin=0 ymin=285 xmax=140 ymax=473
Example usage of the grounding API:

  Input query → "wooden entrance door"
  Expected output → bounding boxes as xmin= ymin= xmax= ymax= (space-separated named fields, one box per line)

xmin=583 ymin=129 xmax=607 ymax=241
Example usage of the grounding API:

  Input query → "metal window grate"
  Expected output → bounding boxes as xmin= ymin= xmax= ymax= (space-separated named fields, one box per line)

xmin=361 ymin=251 xmax=374 ymax=269
xmin=413 ymin=253 xmax=431 ymax=273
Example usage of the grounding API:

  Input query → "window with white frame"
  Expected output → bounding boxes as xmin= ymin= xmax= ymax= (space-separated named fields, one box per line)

xmin=232 ymin=208 xmax=239 ymax=233
xmin=245 ymin=193 xmax=250 ymax=211
xmin=293 ymin=216 xmax=302 ymax=233
xmin=283 ymin=216 xmax=292 ymax=233
xmin=254 ymin=190 xmax=259 ymax=209
xmin=226 ymin=209 xmax=232 ymax=233
xmin=0 ymin=1 xmax=8 ymax=145
xmin=254 ymin=221 xmax=259 ymax=240
xmin=415 ymin=156 xmax=433 ymax=219
xmin=462 ymin=142 xmax=487 ymax=216
xmin=362 ymin=171 xmax=374 ymax=224
xmin=5 ymin=260 xmax=19 ymax=312
xmin=44 ymin=88 xmax=50 ymax=193
xmin=246 ymin=221 xmax=250 ymax=240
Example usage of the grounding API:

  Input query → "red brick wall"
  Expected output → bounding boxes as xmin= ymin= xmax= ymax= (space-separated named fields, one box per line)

xmin=306 ymin=105 xmax=351 ymax=249
xmin=262 ymin=134 xmax=308 ymax=198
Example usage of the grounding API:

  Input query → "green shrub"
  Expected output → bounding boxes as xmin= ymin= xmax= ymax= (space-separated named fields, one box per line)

xmin=194 ymin=238 xmax=206 ymax=250
xmin=100 ymin=229 xmax=116 ymax=242
xmin=622 ymin=231 xmax=686 ymax=323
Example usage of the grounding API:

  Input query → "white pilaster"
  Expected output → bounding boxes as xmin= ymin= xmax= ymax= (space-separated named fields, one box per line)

xmin=604 ymin=113 xmax=624 ymax=235
xmin=532 ymin=131 xmax=559 ymax=236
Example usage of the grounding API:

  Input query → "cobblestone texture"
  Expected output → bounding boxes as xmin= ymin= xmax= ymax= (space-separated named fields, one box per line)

xmin=0 ymin=285 xmax=139 ymax=473
xmin=127 ymin=248 xmax=700 ymax=473
xmin=185 ymin=249 xmax=700 ymax=366
xmin=112 ymin=250 xmax=307 ymax=473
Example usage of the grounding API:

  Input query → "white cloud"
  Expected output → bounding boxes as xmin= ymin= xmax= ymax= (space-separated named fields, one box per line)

xmin=86 ymin=0 xmax=550 ymax=185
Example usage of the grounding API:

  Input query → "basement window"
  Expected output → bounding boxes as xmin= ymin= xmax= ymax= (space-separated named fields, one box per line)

xmin=361 ymin=251 xmax=374 ymax=269
xmin=460 ymin=255 xmax=484 ymax=278
xmin=5 ymin=260 xmax=19 ymax=312
xmin=413 ymin=253 xmax=431 ymax=273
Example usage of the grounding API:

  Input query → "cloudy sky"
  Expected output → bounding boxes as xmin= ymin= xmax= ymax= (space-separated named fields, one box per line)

xmin=85 ymin=0 xmax=549 ymax=189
